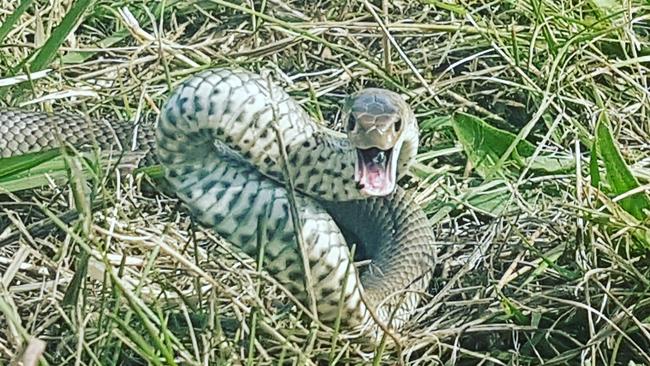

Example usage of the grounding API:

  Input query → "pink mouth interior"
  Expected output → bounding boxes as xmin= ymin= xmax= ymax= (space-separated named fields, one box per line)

xmin=355 ymin=148 xmax=395 ymax=196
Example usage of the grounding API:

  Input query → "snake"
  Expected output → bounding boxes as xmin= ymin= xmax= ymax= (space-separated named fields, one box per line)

xmin=0 ymin=68 xmax=436 ymax=338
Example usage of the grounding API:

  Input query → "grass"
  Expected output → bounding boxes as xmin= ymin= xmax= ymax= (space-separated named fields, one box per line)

xmin=1 ymin=0 xmax=650 ymax=364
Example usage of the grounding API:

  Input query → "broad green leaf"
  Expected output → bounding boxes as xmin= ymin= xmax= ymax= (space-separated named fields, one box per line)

xmin=463 ymin=180 xmax=515 ymax=216
xmin=521 ymin=154 xmax=575 ymax=174
xmin=596 ymin=113 xmax=650 ymax=220
xmin=452 ymin=113 xmax=533 ymax=178
xmin=467 ymin=190 xmax=512 ymax=216
xmin=452 ymin=113 xmax=575 ymax=178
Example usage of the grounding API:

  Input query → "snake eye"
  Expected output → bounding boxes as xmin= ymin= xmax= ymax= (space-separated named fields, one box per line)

xmin=394 ymin=118 xmax=402 ymax=132
xmin=347 ymin=114 xmax=357 ymax=132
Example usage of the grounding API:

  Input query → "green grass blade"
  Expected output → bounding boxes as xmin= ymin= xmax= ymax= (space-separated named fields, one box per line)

xmin=589 ymin=139 xmax=601 ymax=189
xmin=61 ymin=32 xmax=129 ymax=64
xmin=25 ymin=0 xmax=94 ymax=72
xmin=595 ymin=113 xmax=650 ymax=221
xmin=0 ymin=0 xmax=36 ymax=51
xmin=108 ymin=314 xmax=164 ymax=366
xmin=0 ymin=149 xmax=61 ymax=179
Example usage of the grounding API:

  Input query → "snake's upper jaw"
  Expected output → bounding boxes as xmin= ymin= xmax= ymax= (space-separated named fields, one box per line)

xmin=355 ymin=146 xmax=398 ymax=196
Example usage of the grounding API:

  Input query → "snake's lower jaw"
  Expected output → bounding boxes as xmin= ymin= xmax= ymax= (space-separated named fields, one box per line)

xmin=354 ymin=147 xmax=398 ymax=196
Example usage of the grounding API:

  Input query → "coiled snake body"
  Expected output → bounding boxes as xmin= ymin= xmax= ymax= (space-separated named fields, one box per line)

xmin=0 ymin=69 xmax=436 ymax=337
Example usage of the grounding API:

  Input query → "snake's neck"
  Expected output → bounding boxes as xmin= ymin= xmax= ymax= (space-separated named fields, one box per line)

xmin=157 ymin=69 xmax=419 ymax=202
xmin=321 ymin=186 xmax=436 ymax=327
xmin=157 ymin=69 xmax=368 ymax=202
xmin=281 ymin=129 xmax=363 ymax=201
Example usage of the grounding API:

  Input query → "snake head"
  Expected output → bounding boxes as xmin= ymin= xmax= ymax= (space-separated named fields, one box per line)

xmin=344 ymin=88 xmax=415 ymax=197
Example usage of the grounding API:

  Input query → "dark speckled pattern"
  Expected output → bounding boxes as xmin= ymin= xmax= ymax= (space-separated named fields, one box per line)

xmin=0 ymin=68 xmax=436 ymax=338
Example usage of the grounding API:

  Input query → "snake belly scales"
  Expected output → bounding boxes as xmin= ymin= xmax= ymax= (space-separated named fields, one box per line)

xmin=0 ymin=68 xmax=436 ymax=336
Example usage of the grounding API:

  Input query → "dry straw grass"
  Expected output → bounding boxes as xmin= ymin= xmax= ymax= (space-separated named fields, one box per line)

xmin=1 ymin=0 xmax=650 ymax=365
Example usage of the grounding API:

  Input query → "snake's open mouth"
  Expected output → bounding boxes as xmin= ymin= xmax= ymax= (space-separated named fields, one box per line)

xmin=354 ymin=147 xmax=396 ymax=196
